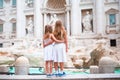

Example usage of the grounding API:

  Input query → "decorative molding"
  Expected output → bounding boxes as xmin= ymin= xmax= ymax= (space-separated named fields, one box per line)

xmin=105 ymin=0 xmax=118 ymax=4
xmin=46 ymin=0 xmax=65 ymax=10
xmin=0 ymin=19 xmax=5 ymax=24
xmin=80 ymin=0 xmax=93 ymax=5
xmin=9 ymin=18 xmax=16 ymax=23
xmin=105 ymin=8 xmax=119 ymax=14
xmin=24 ymin=8 xmax=34 ymax=15
xmin=41 ymin=8 xmax=66 ymax=14
xmin=106 ymin=24 xmax=120 ymax=34
xmin=42 ymin=0 xmax=67 ymax=14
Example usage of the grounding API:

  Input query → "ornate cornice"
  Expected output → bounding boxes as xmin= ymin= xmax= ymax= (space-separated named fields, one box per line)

xmin=9 ymin=18 xmax=16 ymax=23
xmin=41 ymin=7 xmax=66 ymax=14
xmin=105 ymin=8 xmax=119 ymax=14
xmin=0 ymin=19 xmax=5 ymax=23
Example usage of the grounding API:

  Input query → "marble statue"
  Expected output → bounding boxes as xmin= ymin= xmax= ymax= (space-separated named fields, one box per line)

xmin=83 ymin=39 xmax=106 ymax=67
xmin=48 ymin=14 xmax=58 ymax=30
xmin=82 ymin=11 xmax=92 ymax=33
xmin=26 ymin=17 xmax=34 ymax=37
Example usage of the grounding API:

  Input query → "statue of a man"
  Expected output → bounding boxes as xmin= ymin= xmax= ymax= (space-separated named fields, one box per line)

xmin=82 ymin=11 xmax=92 ymax=32
xmin=48 ymin=14 xmax=58 ymax=30
xmin=26 ymin=17 xmax=34 ymax=36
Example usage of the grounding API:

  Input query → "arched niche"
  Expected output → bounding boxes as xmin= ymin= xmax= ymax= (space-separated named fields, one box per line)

xmin=43 ymin=0 xmax=67 ymax=27
xmin=0 ymin=19 xmax=5 ymax=24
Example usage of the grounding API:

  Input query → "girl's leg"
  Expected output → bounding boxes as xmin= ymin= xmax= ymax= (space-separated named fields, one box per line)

xmin=49 ymin=61 xmax=53 ymax=74
xmin=60 ymin=62 xmax=64 ymax=72
xmin=59 ymin=62 xmax=66 ymax=76
xmin=45 ymin=61 xmax=49 ymax=74
xmin=54 ymin=62 xmax=58 ymax=71
xmin=54 ymin=62 xmax=59 ymax=76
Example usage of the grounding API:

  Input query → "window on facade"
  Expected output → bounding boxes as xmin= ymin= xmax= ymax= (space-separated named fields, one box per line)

xmin=12 ymin=23 xmax=16 ymax=33
xmin=0 ymin=43 xmax=3 ymax=47
xmin=0 ymin=24 xmax=3 ymax=33
xmin=0 ymin=0 xmax=3 ymax=8
xmin=110 ymin=39 xmax=116 ymax=47
xmin=109 ymin=14 xmax=116 ymax=27
xmin=12 ymin=0 xmax=16 ymax=7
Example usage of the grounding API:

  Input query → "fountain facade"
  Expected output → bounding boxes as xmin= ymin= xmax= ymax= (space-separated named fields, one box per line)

xmin=0 ymin=0 xmax=120 ymax=70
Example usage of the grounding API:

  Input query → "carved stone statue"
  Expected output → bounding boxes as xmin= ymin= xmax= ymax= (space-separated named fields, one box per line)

xmin=82 ymin=11 xmax=92 ymax=33
xmin=26 ymin=17 xmax=34 ymax=37
xmin=48 ymin=14 xmax=58 ymax=30
xmin=83 ymin=40 xmax=106 ymax=67
xmin=25 ymin=0 xmax=33 ymax=7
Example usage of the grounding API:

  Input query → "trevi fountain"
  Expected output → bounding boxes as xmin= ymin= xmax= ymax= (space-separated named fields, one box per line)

xmin=0 ymin=37 xmax=120 ymax=72
xmin=0 ymin=0 xmax=120 ymax=79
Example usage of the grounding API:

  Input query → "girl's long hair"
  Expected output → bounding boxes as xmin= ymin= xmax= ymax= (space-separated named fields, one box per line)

xmin=44 ymin=25 xmax=53 ymax=34
xmin=44 ymin=25 xmax=53 ymax=38
xmin=53 ymin=20 xmax=66 ymax=40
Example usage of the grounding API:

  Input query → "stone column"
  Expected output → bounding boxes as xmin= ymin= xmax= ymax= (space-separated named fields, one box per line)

xmin=94 ymin=0 xmax=105 ymax=35
xmin=65 ymin=0 xmax=70 ymax=36
xmin=43 ymin=13 xmax=47 ymax=28
xmin=65 ymin=5 xmax=70 ymax=36
xmin=4 ymin=0 xmax=11 ymax=39
xmin=119 ymin=0 xmax=120 ymax=27
xmin=16 ymin=0 xmax=26 ymax=38
xmin=34 ymin=0 xmax=43 ymax=38
xmin=71 ymin=0 xmax=81 ymax=36
xmin=92 ymin=0 xmax=96 ymax=34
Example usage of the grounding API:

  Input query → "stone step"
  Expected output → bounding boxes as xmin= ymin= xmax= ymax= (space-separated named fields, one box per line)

xmin=0 ymin=74 xmax=120 ymax=80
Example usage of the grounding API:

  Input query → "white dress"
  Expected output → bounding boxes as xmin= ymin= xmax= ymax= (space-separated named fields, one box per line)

xmin=53 ymin=43 xmax=67 ymax=62
xmin=44 ymin=38 xmax=54 ymax=61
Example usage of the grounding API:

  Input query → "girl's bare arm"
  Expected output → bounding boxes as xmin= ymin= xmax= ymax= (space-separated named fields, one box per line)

xmin=43 ymin=40 xmax=53 ymax=47
xmin=43 ymin=35 xmax=53 ymax=47
xmin=51 ymin=34 xmax=64 ymax=43
xmin=65 ymin=34 xmax=68 ymax=52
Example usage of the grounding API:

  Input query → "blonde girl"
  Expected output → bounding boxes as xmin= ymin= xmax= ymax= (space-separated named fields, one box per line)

xmin=43 ymin=25 xmax=64 ymax=77
xmin=53 ymin=20 xmax=68 ymax=77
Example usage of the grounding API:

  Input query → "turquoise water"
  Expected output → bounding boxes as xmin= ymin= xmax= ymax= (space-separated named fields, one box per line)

xmin=9 ymin=67 xmax=120 ymax=75
xmin=9 ymin=67 xmax=44 ymax=74
xmin=114 ymin=68 xmax=120 ymax=74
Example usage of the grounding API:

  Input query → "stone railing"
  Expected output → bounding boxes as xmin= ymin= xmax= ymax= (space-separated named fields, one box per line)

xmin=106 ymin=24 xmax=120 ymax=34
xmin=0 ymin=74 xmax=120 ymax=80
xmin=0 ymin=32 xmax=16 ymax=40
xmin=105 ymin=0 xmax=119 ymax=3
xmin=80 ymin=0 xmax=93 ymax=3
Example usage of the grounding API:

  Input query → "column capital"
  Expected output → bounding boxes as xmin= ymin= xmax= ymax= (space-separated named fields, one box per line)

xmin=41 ymin=8 xmax=48 ymax=14
xmin=65 ymin=4 xmax=71 ymax=12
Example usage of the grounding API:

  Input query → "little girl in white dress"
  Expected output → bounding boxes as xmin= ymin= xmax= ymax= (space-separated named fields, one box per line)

xmin=43 ymin=25 xmax=64 ymax=77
